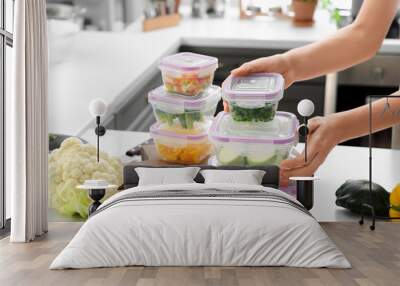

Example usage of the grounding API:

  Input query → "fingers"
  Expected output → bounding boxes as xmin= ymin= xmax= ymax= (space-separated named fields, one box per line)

xmin=281 ymin=132 xmax=319 ymax=170
xmin=280 ymin=151 xmax=327 ymax=186
xmin=231 ymin=57 xmax=272 ymax=76
xmin=229 ymin=55 xmax=295 ymax=88
xmin=307 ymin=117 xmax=322 ymax=134
xmin=280 ymin=153 xmax=307 ymax=171
xmin=279 ymin=154 xmax=316 ymax=186
xmin=223 ymin=101 xmax=229 ymax=112
xmin=281 ymin=116 xmax=322 ymax=171
xmin=231 ymin=63 xmax=257 ymax=77
xmin=279 ymin=130 xmax=323 ymax=186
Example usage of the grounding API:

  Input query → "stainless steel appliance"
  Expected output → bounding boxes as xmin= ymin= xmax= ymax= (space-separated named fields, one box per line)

xmin=337 ymin=2 xmax=400 ymax=148
xmin=337 ymin=55 xmax=400 ymax=148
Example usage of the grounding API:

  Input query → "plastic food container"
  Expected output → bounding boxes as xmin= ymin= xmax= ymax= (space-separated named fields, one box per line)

xmin=209 ymin=111 xmax=298 ymax=166
xmin=150 ymin=123 xmax=213 ymax=164
xmin=149 ymin=85 xmax=221 ymax=130
xmin=222 ymin=73 xmax=284 ymax=123
xmin=159 ymin=52 xmax=218 ymax=96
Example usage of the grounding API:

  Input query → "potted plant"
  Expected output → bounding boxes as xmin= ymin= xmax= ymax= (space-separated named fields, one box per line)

xmin=292 ymin=0 xmax=341 ymax=23
xmin=292 ymin=0 xmax=318 ymax=22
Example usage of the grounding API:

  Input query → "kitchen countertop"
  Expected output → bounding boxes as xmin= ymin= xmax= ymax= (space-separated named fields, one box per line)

xmin=47 ymin=10 xmax=334 ymax=137
xmin=80 ymin=129 xmax=151 ymax=164
xmin=313 ymin=144 xmax=399 ymax=222
xmin=49 ymin=9 xmax=400 ymax=137
xmin=80 ymin=129 xmax=400 ymax=222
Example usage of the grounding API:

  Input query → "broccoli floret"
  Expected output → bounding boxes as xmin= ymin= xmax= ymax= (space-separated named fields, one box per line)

xmin=231 ymin=103 xmax=276 ymax=122
xmin=178 ymin=114 xmax=190 ymax=129
xmin=156 ymin=108 xmax=206 ymax=129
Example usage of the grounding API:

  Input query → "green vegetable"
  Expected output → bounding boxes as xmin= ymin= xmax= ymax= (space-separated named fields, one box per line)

xmin=335 ymin=179 xmax=390 ymax=217
xmin=155 ymin=108 xmax=204 ymax=129
xmin=217 ymin=147 xmax=246 ymax=166
xmin=247 ymin=153 xmax=277 ymax=166
xmin=230 ymin=103 xmax=276 ymax=122
xmin=217 ymin=147 xmax=290 ymax=167
xmin=48 ymin=137 xmax=123 ymax=218
xmin=177 ymin=114 xmax=187 ymax=129
xmin=155 ymin=109 xmax=174 ymax=126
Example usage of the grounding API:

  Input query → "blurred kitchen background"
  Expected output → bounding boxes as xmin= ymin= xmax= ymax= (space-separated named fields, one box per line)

xmin=47 ymin=0 xmax=400 ymax=149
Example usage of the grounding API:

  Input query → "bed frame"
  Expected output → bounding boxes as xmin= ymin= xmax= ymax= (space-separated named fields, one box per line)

xmin=122 ymin=163 xmax=280 ymax=190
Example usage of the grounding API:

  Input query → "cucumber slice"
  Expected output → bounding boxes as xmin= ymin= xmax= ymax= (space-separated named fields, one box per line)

xmin=217 ymin=147 xmax=245 ymax=166
xmin=247 ymin=152 xmax=277 ymax=166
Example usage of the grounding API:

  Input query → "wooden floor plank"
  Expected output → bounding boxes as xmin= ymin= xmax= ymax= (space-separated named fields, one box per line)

xmin=0 ymin=222 xmax=399 ymax=286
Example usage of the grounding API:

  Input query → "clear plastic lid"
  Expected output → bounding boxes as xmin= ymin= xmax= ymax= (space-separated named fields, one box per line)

xmin=159 ymin=52 xmax=218 ymax=72
xmin=209 ymin=111 xmax=298 ymax=144
xmin=150 ymin=123 xmax=209 ymax=141
xmin=148 ymin=85 xmax=221 ymax=111
xmin=222 ymin=73 xmax=284 ymax=101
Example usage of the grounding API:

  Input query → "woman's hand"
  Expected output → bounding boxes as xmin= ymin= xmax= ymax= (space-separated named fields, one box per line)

xmin=223 ymin=54 xmax=295 ymax=112
xmin=279 ymin=115 xmax=343 ymax=186
xmin=230 ymin=54 xmax=295 ymax=88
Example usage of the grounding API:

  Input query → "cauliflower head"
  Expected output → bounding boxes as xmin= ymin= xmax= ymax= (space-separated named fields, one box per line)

xmin=49 ymin=137 xmax=123 ymax=218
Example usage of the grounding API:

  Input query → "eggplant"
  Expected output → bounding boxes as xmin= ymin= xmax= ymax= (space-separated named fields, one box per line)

xmin=335 ymin=179 xmax=390 ymax=217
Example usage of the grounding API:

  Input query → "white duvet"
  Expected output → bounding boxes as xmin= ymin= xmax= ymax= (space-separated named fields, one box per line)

xmin=50 ymin=183 xmax=351 ymax=269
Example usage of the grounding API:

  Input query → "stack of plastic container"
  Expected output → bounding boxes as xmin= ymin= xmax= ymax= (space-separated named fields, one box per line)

xmin=149 ymin=52 xmax=220 ymax=164
xmin=209 ymin=73 xmax=299 ymax=166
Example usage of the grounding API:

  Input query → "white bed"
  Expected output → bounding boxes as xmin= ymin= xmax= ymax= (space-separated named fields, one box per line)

xmin=50 ymin=183 xmax=351 ymax=269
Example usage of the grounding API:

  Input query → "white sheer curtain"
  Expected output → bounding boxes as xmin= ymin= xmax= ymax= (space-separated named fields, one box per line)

xmin=8 ymin=0 xmax=48 ymax=242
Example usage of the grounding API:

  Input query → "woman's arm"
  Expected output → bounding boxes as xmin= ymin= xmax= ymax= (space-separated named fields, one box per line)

xmin=336 ymin=93 xmax=400 ymax=141
xmin=280 ymin=91 xmax=400 ymax=186
xmin=232 ymin=0 xmax=399 ymax=87
xmin=285 ymin=0 xmax=398 ymax=82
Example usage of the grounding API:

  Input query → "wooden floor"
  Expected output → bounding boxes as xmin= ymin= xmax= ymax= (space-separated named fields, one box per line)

xmin=0 ymin=222 xmax=399 ymax=286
